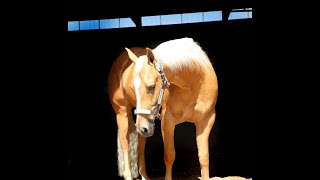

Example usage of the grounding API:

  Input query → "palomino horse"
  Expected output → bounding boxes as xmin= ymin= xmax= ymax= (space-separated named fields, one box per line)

xmin=108 ymin=37 xmax=218 ymax=180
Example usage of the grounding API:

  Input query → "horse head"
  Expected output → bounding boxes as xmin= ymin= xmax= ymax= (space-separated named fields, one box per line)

xmin=125 ymin=47 xmax=169 ymax=137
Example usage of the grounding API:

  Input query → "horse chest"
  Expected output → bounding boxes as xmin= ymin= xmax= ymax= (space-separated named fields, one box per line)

xmin=166 ymin=94 xmax=196 ymax=122
xmin=123 ymin=87 xmax=136 ymax=107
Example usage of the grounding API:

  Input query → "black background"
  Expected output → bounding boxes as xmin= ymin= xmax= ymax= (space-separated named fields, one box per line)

xmin=68 ymin=18 xmax=252 ymax=179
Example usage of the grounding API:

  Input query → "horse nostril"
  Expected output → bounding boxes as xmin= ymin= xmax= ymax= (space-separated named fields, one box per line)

xmin=140 ymin=127 xmax=148 ymax=134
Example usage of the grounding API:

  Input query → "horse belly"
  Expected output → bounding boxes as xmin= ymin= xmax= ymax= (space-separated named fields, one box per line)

xmin=167 ymin=90 xmax=216 ymax=123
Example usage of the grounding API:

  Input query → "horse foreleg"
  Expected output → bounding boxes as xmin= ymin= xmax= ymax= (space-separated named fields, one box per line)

xmin=161 ymin=118 xmax=176 ymax=180
xmin=117 ymin=113 xmax=134 ymax=180
xmin=138 ymin=134 xmax=150 ymax=180
xmin=195 ymin=110 xmax=216 ymax=180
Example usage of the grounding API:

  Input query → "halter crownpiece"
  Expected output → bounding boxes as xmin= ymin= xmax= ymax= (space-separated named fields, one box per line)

xmin=134 ymin=60 xmax=170 ymax=119
xmin=155 ymin=60 xmax=170 ymax=86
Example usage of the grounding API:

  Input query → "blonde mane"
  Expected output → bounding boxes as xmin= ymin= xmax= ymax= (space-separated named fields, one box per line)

xmin=152 ymin=37 xmax=212 ymax=72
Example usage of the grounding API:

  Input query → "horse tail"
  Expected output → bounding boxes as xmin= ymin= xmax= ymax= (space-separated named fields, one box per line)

xmin=117 ymin=123 xmax=139 ymax=178
xmin=117 ymin=130 xmax=125 ymax=177
xmin=129 ymin=128 xmax=139 ymax=178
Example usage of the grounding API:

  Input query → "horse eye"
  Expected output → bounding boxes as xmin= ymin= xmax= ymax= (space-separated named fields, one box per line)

xmin=149 ymin=85 xmax=155 ymax=91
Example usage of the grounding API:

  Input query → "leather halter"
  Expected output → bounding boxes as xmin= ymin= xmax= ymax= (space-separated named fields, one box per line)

xmin=133 ymin=60 xmax=170 ymax=119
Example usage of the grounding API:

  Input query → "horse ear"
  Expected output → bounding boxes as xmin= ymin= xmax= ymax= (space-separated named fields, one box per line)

xmin=146 ymin=48 xmax=155 ymax=64
xmin=125 ymin=47 xmax=138 ymax=63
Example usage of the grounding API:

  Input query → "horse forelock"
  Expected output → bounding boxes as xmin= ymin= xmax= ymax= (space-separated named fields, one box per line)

xmin=134 ymin=56 xmax=146 ymax=73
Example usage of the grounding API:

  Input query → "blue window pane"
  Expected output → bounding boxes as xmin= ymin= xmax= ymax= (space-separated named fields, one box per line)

xmin=248 ymin=11 xmax=252 ymax=18
xmin=229 ymin=12 xmax=251 ymax=20
xmin=100 ymin=19 xmax=119 ymax=29
xmin=182 ymin=12 xmax=203 ymax=24
xmin=68 ymin=21 xmax=79 ymax=31
xmin=204 ymin=11 xmax=222 ymax=22
xmin=120 ymin=18 xmax=136 ymax=28
xmin=142 ymin=15 xmax=160 ymax=26
xmin=161 ymin=14 xmax=181 ymax=25
xmin=79 ymin=20 xmax=99 ymax=30
xmin=233 ymin=8 xmax=245 ymax=11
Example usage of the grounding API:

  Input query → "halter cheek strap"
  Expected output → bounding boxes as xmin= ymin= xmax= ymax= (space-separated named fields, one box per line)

xmin=134 ymin=60 xmax=170 ymax=119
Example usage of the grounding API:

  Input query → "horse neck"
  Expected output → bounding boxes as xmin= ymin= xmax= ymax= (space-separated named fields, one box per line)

xmin=163 ymin=64 xmax=204 ymax=90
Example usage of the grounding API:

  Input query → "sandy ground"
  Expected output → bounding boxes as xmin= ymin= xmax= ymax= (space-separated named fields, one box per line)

xmin=210 ymin=177 xmax=252 ymax=180
xmin=149 ymin=176 xmax=252 ymax=180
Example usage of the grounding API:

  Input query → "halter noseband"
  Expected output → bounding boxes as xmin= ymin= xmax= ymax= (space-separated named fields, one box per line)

xmin=133 ymin=60 xmax=170 ymax=119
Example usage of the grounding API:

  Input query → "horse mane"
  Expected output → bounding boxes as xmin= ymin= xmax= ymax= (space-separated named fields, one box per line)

xmin=152 ymin=37 xmax=212 ymax=72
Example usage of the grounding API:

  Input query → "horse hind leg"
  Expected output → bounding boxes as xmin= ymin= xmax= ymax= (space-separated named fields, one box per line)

xmin=195 ymin=110 xmax=216 ymax=180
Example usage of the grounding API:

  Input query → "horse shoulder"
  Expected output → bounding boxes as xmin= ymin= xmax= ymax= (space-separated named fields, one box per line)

xmin=108 ymin=51 xmax=133 ymax=111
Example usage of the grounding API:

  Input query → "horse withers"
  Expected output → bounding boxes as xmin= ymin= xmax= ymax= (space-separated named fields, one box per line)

xmin=108 ymin=37 xmax=218 ymax=180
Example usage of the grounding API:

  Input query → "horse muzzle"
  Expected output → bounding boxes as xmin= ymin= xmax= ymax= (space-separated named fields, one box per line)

xmin=136 ymin=120 xmax=155 ymax=137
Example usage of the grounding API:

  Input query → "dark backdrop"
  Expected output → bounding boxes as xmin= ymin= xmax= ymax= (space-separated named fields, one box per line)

xmin=68 ymin=19 xmax=252 ymax=179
